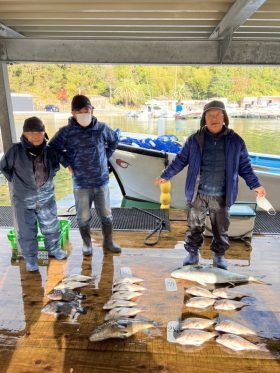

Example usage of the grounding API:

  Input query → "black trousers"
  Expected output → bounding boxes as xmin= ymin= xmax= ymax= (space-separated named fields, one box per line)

xmin=185 ymin=193 xmax=230 ymax=255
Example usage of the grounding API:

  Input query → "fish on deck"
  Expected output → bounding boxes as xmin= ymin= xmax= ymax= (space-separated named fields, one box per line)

xmin=214 ymin=299 xmax=248 ymax=311
xmin=185 ymin=297 xmax=216 ymax=309
xmin=215 ymin=320 xmax=256 ymax=335
xmin=216 ymin=333 xmax=269 ymax=352
xmin=41 ymin=300 xmax=86 ymax=319
xmin=175 ymin=329 xmax=217 ymax=346
xmin=89 ymin=319 xmax=158 ymax=342
xmin=47 ymin=288 xmax=86 ymax=302
xmin=104 ymin=307 xmax=143 ymax=321
xmin=171 ymin=265 xmax=266 ymax=286
xmin=212 ymin=287 xmax=249 ymax=300
xmin=180 ymin=317 xmax=216 ymax=330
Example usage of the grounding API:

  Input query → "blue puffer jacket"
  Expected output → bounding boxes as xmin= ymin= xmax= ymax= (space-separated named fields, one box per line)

xmin=48 ymin=116 xmax=119 ymax=189
xmin=161 ymin=127 xmax=261 ymax=207
xmin=0 ymin=136 xmax=60 ymax=208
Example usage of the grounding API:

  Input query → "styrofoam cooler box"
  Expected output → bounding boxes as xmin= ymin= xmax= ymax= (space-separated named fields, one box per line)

xmin=204 ymin=202 xmax=257 ymax=239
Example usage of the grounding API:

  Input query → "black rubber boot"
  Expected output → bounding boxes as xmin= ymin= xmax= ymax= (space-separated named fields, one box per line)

xmin=102 ymin=223 xmax=121 ymax=253
xmin=79 ymin=226 xmax=93 ymax=256
xmin=213 ymin=253 xmax=228 ymax=270
xmin=183 ymin=252 xmax=199 ymax=266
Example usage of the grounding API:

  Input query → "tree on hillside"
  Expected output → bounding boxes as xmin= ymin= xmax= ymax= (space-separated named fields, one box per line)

xmin=113 ymin=79 xmax=144 ymax=107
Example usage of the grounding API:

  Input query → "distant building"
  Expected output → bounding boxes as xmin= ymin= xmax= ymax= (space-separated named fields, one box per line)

xmin=241 ymin=96 xmax=280 ymax=108
xmin=11 ymin=93 xmax=34 ymax=111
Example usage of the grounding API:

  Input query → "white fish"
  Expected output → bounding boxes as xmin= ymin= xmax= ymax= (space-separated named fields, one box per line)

xmin=62 ymin=274 xmax=93 ymax=283
xmin=180 ymin=317 xmax=216 ymax=330
xmin=103 ymin=300 xmax=137 ymax=310
xmin=215 ymin=320 xmax=256 ymax=335
xmin=89 ymin=319 xmax=156 ymax=341
xmin=110 ymin=291 xmax=143 ymax=300
xmin=113 ymin=277 xmax=144 ymax=286
xmin=212 ymin=287 xmax=248 ymax=299
xmin=185 ymin=297 xmax=216 ymax=309
xmin=214 ymin=299 xmax=248 ymax=311
xmin=216 ymin=333 xmax=269 ymax=352
xmin=185 ymin=286 xmax=216 ymax=299
xmin=171 ymin=265 xmax=266 ymax=286
xmin=113 ymin=283 xmax=147 ymax=292
xmin=54 ymin=281 xmax=90 ymax=290
xmin=104 ymin=307 xmax=143 ymax=321
xmin=175 ymin=329 xmax=217 ymax=346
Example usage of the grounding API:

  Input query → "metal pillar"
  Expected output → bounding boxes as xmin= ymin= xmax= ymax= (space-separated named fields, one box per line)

xmin=0 ymin=63 xmax=21 ymax=255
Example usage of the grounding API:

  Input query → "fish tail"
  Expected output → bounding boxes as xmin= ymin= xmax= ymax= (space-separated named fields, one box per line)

xmin=257 ymin=343 xmax=269 ymax=352
xmin=248 ymin=276 xmax=271 ymax=285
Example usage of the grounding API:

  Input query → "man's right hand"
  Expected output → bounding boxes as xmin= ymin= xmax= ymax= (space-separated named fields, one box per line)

xmin=68 ymin=166 xmax=74 ymax=175
xmin=154 ymin=177 xmax=167 ymax=186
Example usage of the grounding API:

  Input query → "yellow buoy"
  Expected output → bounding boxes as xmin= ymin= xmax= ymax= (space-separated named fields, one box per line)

xmin=160 ymin=181 xmax=171 ymax=208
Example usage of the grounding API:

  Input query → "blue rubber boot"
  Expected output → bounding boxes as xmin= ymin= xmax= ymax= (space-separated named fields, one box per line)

xmin=213 ymin=253 xmax=228 ymax=270
xmin=49 ymin=249 xmax=67 ymax=260
xmin=183 ymin=252 xmax=199 ymax=266
xmin=26 ymin=259 xmax=39 ymax=272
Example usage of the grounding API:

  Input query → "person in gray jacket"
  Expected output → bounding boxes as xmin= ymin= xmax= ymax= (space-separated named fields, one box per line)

xmin=49 ymin=95 xmax=121 ymax=256
xmin=0 ymin=117 xmax=67 ymax=272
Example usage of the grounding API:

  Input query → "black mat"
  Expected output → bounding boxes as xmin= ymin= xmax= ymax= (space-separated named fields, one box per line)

xmin=1 ymin=206 xmax=279 ymax=234
xmin=254 ymin=211 xmax=280 ymax=235
xmin=0 ymin=206 xmax=170 ymax=232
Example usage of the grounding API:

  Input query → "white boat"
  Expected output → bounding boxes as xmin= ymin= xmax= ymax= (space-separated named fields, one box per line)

xmin=110 ymin=145 xmax=280 ymax=210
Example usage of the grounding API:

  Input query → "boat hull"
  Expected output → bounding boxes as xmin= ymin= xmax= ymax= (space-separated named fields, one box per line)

xmin=110 ymin=145 xmax=280 ymax=210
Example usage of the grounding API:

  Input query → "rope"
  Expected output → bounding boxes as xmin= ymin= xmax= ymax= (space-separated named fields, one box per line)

xmin=133 ymin=207 xmax=167 ymax=246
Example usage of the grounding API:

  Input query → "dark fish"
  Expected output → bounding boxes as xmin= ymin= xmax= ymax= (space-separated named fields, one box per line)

xmin=47 ymin=288 xmax=86 ymax=302
xmin=41 ymin=300 xmax=86 ymax=319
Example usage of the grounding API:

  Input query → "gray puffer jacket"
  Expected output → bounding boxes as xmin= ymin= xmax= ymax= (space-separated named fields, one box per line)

xmin=0 ymin=136 xmax=60 ymax=208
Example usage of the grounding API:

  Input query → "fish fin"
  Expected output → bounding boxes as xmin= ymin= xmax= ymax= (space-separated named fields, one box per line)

xmin=258 ymin=343 xmax=269 ymax=352
xmin=248 ymin=277 xmax=271 ymax=285
xmin=197 ymin=281 xmax=207 ymax=287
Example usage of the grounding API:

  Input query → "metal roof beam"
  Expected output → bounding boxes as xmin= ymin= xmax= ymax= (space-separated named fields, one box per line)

xmin=210 ymin=0 xmax=267 ymax=40
xmin=0 ymin=38 xmax=280 ymax=65
xmin=0 ymin=22 xmax=23 ymax=38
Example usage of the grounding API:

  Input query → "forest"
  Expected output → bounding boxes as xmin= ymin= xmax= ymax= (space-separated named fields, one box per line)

xmin=8 ymin=64 xmax=280 ymax=108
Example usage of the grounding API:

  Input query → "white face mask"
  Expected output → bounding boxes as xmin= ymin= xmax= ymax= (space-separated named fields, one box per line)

xmin=76 ymin=113 xmax=92 ymax=127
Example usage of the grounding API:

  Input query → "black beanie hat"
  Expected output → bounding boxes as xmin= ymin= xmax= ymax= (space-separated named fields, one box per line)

xmin=23 ymin=116 xmax=45 ymax=132
xmin=71 ymin=95 xmax=93 ymax=111
xmin=200 ymin=100 xmax=229 ymax=128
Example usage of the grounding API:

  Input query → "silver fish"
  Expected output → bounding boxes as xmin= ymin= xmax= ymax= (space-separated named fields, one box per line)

xmin=113 ymin=277 xmax=144 ymax=286
xmin=113 ymin=283 xmax=147 ymax=292
xmin=41 ymin=300 xmax=86 ymax=319
xmin=62 ymin=274 xmax=93 ymax=283
xmin=47 ymin=288 xmax=86 ymax=302
xmin=104 ymin=307 xmax=143 ymax=321
xmin=214 ymin=299 xmax=248 ymax=311
xmin=216 ymin=333 xmax=269 ymax=352
xmin=212 ymin=287 xmax=248 ymax=299
xmin=171 ymin=265 xmax=265 ymax=286
xmin=110 ymin=291 xmax=143 ymax=300
xmin=175 ymin=329 xmax=217 ymax=346
xmin=89 ymin=319 xmax=156 ymax=342
xmin=54 ymin=281 xmax=90 ymax=290
xmin=180 ymin=317 xmax=216 ymax=330
xmin=103 ymin=300 xmax=138 ymax=310
xmin=185 ymin=286 xmax=216 ymax=299
xmin=215 ymin=320 xmax=256 ymax=335
xmin=185 ymin=297 xmax=216 ymax=309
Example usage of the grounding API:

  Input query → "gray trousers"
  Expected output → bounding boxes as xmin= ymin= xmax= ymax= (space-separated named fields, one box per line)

xmin=185 ymin=193 xmax=230 ymax=255
xmin=14 ymin=196 xmax=60 ymax=262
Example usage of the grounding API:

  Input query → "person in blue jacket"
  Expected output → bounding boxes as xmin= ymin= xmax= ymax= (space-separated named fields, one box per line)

xmin=155 ymin=100 xmax=266 ymax=270
xmin=0 ymin=117 xmax=67 ymax=272
xmin=49 ymin=94 xmax=121 ymax=256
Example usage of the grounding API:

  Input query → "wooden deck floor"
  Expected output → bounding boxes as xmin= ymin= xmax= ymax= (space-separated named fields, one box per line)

xmin=0 ymin=210 xmax=279 ymax=373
